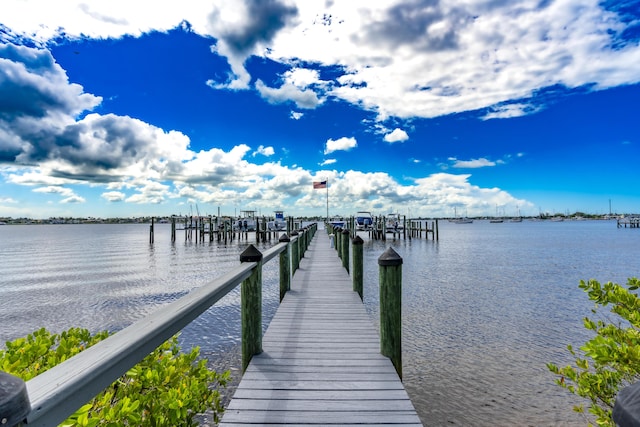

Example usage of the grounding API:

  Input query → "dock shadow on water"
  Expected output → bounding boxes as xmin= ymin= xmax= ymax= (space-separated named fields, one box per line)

xmin=2 ymin=220 xmax=639 ymax=425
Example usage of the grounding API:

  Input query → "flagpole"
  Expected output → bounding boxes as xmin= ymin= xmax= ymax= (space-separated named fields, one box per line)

xmin=325 ymin=177 xmax=329 ymax=223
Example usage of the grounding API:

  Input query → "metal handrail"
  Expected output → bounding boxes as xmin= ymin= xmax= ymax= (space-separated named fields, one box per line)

xmin=4 ymin=231 xmax=302 ymax=427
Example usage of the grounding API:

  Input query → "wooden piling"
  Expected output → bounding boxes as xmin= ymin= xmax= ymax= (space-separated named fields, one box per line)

xmin=352 ymin=235 xmax=364 ymax=300
xmin=378 ymin=247 xmax=403 ymax=379
xmin=341 ymin=228 xmax=350 ymax=273
xmin=278 ymin=234 xmax=291 ymax=302
xmin=240 ymin=245 xmax=263 ymax=372
xmin=290 ymin=230 xmax=299 ymax=273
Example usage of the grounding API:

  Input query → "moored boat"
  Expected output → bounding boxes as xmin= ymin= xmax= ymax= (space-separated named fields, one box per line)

xmin=386 ymin=213 xmax=404 ymax=231
xmin=268 ymin=210 xmax=287 ymax=231
xmin=355 ymin=211 xmax=373 ymax=230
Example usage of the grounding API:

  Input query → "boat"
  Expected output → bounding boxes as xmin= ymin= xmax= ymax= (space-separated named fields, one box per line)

xmin=328 ymin=216 xmax=347 ymax=228
xmin=451 ymin=207 xmax=473 ymax=224
xmin=234 ymin=210 xmax=257 ymax=231
xmin=386 ymin=213 xmax=403 ymax=231
xmin=355 ymin=211 xmax=373 ymax=230
xmin=509 ymin=207 xmax=522 ymax=222
xmin=268 ymin=211 xmax=287 ymax=231
xmin=490 ymin=205 xmax=503 ymax=223
xmin=452 ymin=217 xmax=474 ymax=224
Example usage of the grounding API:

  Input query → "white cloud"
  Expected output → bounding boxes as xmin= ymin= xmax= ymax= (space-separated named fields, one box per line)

xmin=290 ymin=111 xmax=304 ymax=120
xmin=383 ymin=128 xmax=409 ymax=143
xmin=320 ymin=159 xmax=337 ymax=166
xmin=450 ymin=158 xmax=497 ymax=169
xmin=32 ymin=185 xmax=85 ymax=203
xmin=33 ymin=186 xmax=77 ymax=196
xmin=255 ymin=80 xmax=321 ymax=109
xmin=324 ymin=137 xmax=357 ymax=155
xmin=269 ymin=1 xmax=640 ymax=119
xmin=3 ymin=1 xmax=638 ymax=120
xmin=61 ymin=195 xmax=86 ymax=204
xmin=482 ymin=103 xmax=543 ymax=120
xmin=253 ymin=145 xmax=275 ymax=157
xmin=102 ymin=191 xmax=126 ymax=202
xmin=285 ymin=68 xmax=322 ymax=88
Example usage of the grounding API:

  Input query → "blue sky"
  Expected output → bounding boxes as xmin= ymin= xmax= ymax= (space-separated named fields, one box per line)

xmin=1 ymin=0 xmax=639 ymax=219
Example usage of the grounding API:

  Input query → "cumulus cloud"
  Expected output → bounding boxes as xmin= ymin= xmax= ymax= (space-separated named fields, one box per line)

xmin=255 ymin=80 xmax=321 ymax=109
xmin=292 ymin=170 xmax=531 ymax=217
xmin=206 ymin=0 xmax=298 ymax=89
xmin=324 ymin=137 xmax=357 ymax=155
xmin=253 ymin=145 xmax=275 ymax=157
xmin=268 ymin=0 xmax=640 ymax=119
xmin=3 ymin=1 xmax=639 ymax=121
xmin=32 ymin=185 xmax=85 ymax=203
xmin=102 ymin=191 xmax=126 ymax=202
xmin=320 ymin=158 xmax=337 ymax=166
xmin=450 ymin=157 xmax=497 ymax=169
xmin=383 ymin=128 xmax=409 ymax=143
xmin=482 ymin=103 xmax=544 ymax=120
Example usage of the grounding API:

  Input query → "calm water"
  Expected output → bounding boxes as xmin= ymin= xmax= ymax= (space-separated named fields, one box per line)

xmin=1 ymin=220 xmax=638 ymax=426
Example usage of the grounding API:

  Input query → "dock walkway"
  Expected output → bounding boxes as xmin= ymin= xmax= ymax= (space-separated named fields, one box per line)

xmin=219 ymin=230 xmax=422 ymax=426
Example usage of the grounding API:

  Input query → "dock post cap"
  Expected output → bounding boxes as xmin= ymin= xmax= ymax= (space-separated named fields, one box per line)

xmin=378 ymin=247 xmax=403 ymax=266
xmin=0 ymin=371 xmax=31 ymax=427
xmin=352 ymin=235 xmax=364 ymax=245
xmin=614 ymin=381 xmax=640 ymax=427
xmin=290 ymin=230 xmax=299 ymax=236
xmin=240 ymin=244 xmax=263 ymax=262
xmin=341 ymin=229 xmax=350 ymax=235
xmin=278 ymin=233 xmax=291 ymax=243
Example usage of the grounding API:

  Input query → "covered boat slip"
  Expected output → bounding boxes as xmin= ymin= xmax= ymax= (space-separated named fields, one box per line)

xmin=219 ymin=231 xmax=422 ymax=426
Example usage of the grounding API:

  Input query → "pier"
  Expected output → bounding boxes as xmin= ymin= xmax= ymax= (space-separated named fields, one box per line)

xmin=617 ymin=216 xmax=640 ymax=228
xmin=219 ymin=230 xmax=421 ymax=426
xmin=331 ymin=215 xmax=439 ymax=241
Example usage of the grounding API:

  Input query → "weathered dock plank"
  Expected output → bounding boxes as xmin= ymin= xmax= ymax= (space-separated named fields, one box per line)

xmin=218 ymin=230 xmax=422 ymax=426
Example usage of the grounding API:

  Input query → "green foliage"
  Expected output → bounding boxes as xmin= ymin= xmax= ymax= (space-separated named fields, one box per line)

xmin=1 ymin=328 xmax=230 ymax=426
xmin=548 ymin=277 xmax=640 ymax=426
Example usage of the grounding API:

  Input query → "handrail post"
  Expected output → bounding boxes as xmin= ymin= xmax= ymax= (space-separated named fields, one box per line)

xmin=279 ymin=234 xmax=291 ymax=302
xmin=352 ymin=235 xmax=364 ymax=300
xmin=378 ymin=247 xmax=403 ymax=379
xmin=300 ymin=227 xmax=306 ymax=258
xmin=240 ymin=245 xmax=263 ymax=372
xmin=336 ymin=227 xmax=342 ymax=259
xmin=341 ymin=228 xmax=350 ymax=273
xmin=613 ymin=381 xmax=640 ymax=427
xmin=0 ymin=371 xmax=31 ymax=427
xmin=290 ymin=231 xmax=299 ymax=273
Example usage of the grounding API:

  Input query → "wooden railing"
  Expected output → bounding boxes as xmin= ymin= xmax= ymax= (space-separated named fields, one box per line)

xmin=1 ymin=225 xmax=316 ymax=427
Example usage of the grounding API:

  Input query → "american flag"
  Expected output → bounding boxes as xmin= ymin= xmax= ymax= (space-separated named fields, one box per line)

xmin=313 ymin=180 xmax=327 ymax=189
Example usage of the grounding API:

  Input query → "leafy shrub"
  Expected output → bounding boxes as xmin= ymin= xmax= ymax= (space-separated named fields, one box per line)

xmin=548 ymin=277 xmax=640 ymax=426
xmin=1 ymin=327 xmax=229 ymax=426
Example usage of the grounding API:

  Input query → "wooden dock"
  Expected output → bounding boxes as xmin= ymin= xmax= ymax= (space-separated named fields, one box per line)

xmin=219 ymin=231 xmax=422 ymax=426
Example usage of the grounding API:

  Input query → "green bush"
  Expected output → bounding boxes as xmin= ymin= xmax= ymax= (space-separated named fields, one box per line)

xmin=1 ymin=327 xmax=229 ymax=426
xmin=548 ymin=277 xmax=640 ymax=426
